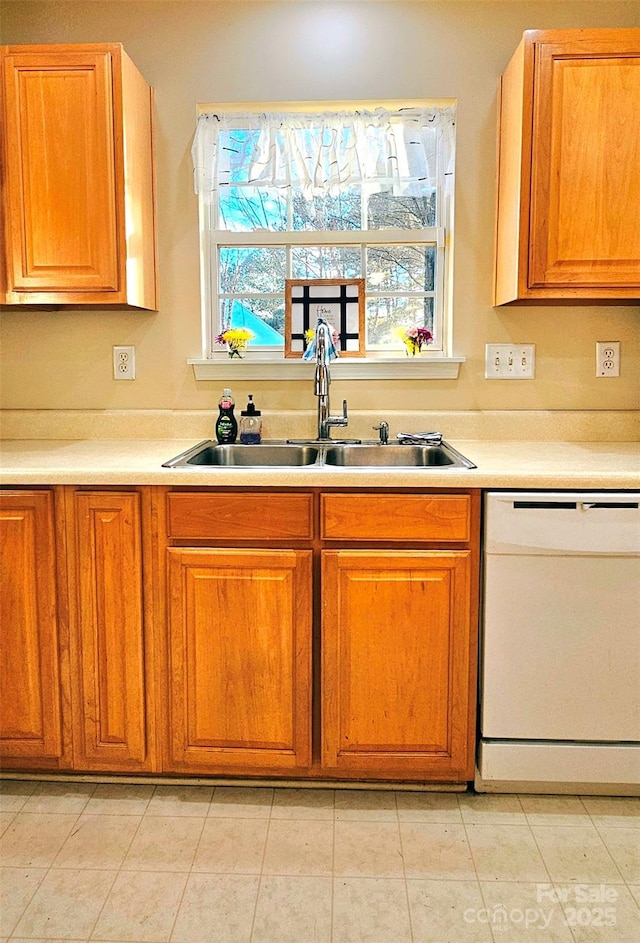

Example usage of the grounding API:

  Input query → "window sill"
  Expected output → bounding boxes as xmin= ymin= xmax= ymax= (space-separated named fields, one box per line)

xmin=188 ymin=357 xmax=464 ymax=381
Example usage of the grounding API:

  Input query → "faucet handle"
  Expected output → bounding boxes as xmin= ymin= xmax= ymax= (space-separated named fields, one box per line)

xmin=373 ymin=420 xmax=389 ymax=444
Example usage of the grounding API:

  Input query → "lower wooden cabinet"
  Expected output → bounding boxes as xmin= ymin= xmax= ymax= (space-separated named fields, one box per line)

xmin=66 ymin=491 xmax=154 ymax=772
xmin=1 ymin=485 xmax=478 ymax=783
xmin=321 ymin=550 xmax=474 ymax=780
xmin=0 ymin=487 xmax=156 ymax=774
xmin=0 ymin=490 xmax=71 ymax=768
xmin=164 ymin=547 xmax=313 ymax=774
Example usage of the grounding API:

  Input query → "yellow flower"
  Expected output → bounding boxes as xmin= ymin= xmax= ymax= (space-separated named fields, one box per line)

xmin=395 ymin=325 xmax=433 ymax=356
xmin=216 ymin=327 xmax=255 ymax=358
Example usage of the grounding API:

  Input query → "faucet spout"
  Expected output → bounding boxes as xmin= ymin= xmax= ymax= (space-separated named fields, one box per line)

xmin=314 ymin=320 xmax=348 ymax=440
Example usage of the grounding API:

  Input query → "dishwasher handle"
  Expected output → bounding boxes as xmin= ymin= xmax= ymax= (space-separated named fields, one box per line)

xmin=485 ymin=492 xmax=640 ymax=555
xmin=513 ymin=500 xmax=639 ymax=511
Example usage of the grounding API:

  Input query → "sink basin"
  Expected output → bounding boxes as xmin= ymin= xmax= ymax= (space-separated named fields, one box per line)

xmin=163 ymin=439 xmax=475 ymax=469
xmin=323 ymin=443 xmax=475 ymax=468
xmin=162 ymin=442 xmax=319 ymax=467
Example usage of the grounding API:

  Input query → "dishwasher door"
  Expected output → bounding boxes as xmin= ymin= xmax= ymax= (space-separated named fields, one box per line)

xmin=481 ymin=492 xmax=640 ymax=743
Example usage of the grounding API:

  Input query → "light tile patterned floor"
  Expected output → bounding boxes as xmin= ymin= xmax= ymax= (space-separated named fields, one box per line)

xmin=0 ymin=781 xmax=638 ymax=943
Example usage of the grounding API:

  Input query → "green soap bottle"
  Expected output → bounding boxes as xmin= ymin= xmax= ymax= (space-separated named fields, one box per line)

xmin=215 ymin=388 xmax=237 ymax=444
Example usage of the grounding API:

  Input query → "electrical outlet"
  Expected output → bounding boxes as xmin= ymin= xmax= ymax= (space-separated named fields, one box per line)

xmin=596 ymin=341 xmax=620 ymax=377
xmin=485 ymin=344 xmax=535 ymax=379
xmin=113 ymin=345 xmax=136 ymax=380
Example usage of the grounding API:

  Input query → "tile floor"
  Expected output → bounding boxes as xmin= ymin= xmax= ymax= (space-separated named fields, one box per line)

xmin=0 ymin=781 xmax=638 ymax=943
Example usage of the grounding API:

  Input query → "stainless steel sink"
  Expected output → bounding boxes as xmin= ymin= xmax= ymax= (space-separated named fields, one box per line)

xmin=323 ymin=443 xmax=476 ymax=468
xmin=163 ymin=439 xmax=475 ymax=469
xmin=162 ymin=442 xmax=319 ymax=467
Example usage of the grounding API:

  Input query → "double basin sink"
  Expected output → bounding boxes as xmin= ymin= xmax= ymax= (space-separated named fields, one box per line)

xmin=163 ymin=439 xmax=476 ymax=469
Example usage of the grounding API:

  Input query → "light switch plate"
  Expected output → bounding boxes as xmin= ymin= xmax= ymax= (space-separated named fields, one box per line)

xmin=485 ymin=344 xmax=535 ymax=379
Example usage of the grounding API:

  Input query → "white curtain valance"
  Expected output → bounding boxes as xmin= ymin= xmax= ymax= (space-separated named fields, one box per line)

xmin=191 ymin=107 xmax=456 ymax=200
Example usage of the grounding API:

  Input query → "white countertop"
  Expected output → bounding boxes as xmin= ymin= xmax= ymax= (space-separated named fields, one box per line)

xmin=1 ymin=438 xmax=639 ymax=489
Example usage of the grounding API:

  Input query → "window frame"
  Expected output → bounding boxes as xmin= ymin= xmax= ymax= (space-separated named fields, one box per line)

xmin=194 ymin=100 xmax=458 ymax=369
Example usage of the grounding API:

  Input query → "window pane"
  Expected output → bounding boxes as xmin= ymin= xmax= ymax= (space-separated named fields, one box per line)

xmin=366 ymin=296 xmax=434 ymax=346
xmin=367 ymin=245 xmax=435 ymax=292
xmin=292 ymin=188 xmax=361 ymax=232
xmin=367 ymin=191 xmax=436 ymax=229
xmin=291 ymin=246 xmax=361 ymax=279
xmin=220 ymin=297 xmax=285 ymax=344
xmin=218 ymin=186 xmax=287 ymax=231
xmin=219 ymin=247 xmax=286 ymax=294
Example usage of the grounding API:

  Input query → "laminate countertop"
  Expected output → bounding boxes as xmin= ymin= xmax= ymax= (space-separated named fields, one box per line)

xmin=1 ymin=439 xmax=639 ymax=489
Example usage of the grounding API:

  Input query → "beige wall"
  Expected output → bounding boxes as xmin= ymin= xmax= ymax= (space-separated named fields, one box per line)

xmin=1 ymin=0 xmax=639 ymax=418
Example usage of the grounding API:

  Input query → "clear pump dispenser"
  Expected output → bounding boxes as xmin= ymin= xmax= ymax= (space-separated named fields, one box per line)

xmin=239 ymin=394 xmax=262 ymax=444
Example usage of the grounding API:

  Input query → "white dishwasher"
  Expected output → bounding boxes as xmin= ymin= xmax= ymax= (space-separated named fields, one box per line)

xmin=477 ymin=491 xmax=640 ymax=794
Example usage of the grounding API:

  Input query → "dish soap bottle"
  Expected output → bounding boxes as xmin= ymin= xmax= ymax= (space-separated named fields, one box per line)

xmin=215 ymin=388 xmax=237 ymax=444
xmin=239 ymin=394 xmax=262 ymax=444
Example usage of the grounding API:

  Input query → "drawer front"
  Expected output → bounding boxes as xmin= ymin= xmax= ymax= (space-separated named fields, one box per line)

xmin=321 ymin=493 xmax=471 ymax=542
xmin=167 ymin=493 xmax=314 ymax=541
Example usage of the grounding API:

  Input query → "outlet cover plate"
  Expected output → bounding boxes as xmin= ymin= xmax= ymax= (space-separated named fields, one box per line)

xmin=113 ymin=345 xmax=136 ymax=380
xmin=485 ymin=344 xmax=535 ymax=379
xmin=596 ymin=341 xmax=620 ymax=377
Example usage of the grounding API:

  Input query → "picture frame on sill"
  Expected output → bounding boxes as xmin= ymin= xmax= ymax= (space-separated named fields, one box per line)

xmin=284 ymin=278 xmax=366 ymax=359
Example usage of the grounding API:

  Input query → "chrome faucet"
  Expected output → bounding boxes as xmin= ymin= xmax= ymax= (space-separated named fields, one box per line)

xmin=315 ymin=320 xmax=348 ymax=440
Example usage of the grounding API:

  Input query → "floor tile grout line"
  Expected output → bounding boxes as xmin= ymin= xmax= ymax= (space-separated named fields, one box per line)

xmin=530 ymin=817 xmax=628 ymax=888
xmin=81 ymin=784 xmax=154 ymax=943
xmin=75 ymin=865 xmax=120 ymax=943
xmin=460 ymin=801 xmax=500 ymax=943
xmin=462 ymin=794 xmax=561 ymax=943
xmin=521 ymin=791 xmax=593 ymax=829
xmin=591 ymin=819 xmax=639 ymax=889
xmin=247 ymin=786 xmax=275 ymax=943
xmin=165 ymin=862 xmax=197 ymax=943
xmin=525 ymin=812 xmax=584 ymax=943
xmin=22 ymin=779 xmax=98 ymax=817
xmin=3 ymin=863 xmax=49 ymax=939
xmin=186 ymin=791 xmax=218 ymax=878
xmin=395 ymin=790 xmax=416 ymax=943
xmin=329 ymin=788 xmax=336 ymax=943
xmin=117 ymin=785 xmax=161 ymax=874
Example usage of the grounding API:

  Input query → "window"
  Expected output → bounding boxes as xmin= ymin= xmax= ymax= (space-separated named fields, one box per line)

xmin=191 ymin=103 xmax=456 ymax=361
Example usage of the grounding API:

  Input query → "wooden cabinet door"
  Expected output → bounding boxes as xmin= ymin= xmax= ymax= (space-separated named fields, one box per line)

xmin=69 ymin=492 xmax=151 ymax=771
xmin=166 ymin=548 xmax=312 ymax=773
xmin=321 ymin=550 xmax=475 ymax=780
xmin=529 ymin=37 xmax=640 ymax=290
xmin=0 ymin=491 xmax=68 ymax=764
xmin=1 ymin=48 xmax=120 ymax=294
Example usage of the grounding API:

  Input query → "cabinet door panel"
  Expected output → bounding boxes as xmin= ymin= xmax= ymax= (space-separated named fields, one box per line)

xmin=322 ymin=550 xmax=473 ymax=778
xmin=3 ymin=50 xmax=119 ymax=292
xmin=0 ymin=492 xmax=64 ymax=759
xmin=71 ymin=492 xmax=148 ymax=769
xmin=167 ymin=548 xmax=312 ymax=772
xmin=530 ymin=42 xmax=640 ymax=288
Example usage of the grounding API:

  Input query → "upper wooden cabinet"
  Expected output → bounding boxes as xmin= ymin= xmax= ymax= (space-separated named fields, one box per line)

xmin=0 ymin=43 xmax=157 ymax=308
xmin=494 ymin=28 xmax=640 ymax=304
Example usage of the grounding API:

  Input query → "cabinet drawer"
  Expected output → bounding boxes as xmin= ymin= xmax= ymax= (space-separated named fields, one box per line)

xmin=167 ymin=493 xmax=313 ymax=541
xmin=321 ymin=493 xmax=471 ymax=542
